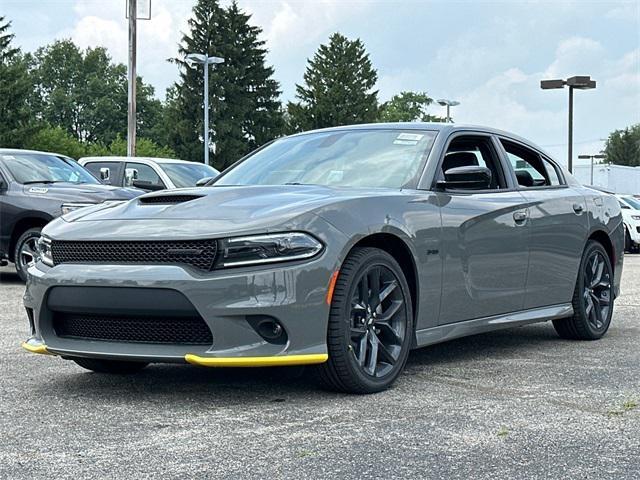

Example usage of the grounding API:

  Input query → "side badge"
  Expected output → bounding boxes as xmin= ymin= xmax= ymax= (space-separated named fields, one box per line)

xmin=28 ymin=187 xmax=49 ymax=194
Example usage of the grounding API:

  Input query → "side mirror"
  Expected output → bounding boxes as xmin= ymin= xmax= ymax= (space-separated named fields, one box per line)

xmin=132 ymin=180 xmax=164 ymax=191
xmin=437 ymin=166 xmax=492 ymax=190
xmin=124 ymin=168 xmax=139 ymax=186
xmin=195 ymin=176 xmax=214 ymax=187
xmin=0 ymin=178 xmax=6 ymax=190
xmin=99 ymin=167 xmax=110 ymax=181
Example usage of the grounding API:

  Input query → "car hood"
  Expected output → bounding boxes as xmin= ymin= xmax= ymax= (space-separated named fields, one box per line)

xmin=47 ymin=185 xmax=403 ymax=240
xmin=23 ymin=182 xmax=141 ymax=202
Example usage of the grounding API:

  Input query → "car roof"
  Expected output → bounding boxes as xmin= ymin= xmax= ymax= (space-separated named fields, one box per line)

xmin=79 ymin=156 xmax=190 ymax=164
xmin=0 ymin=148 xmax=70 ymax=158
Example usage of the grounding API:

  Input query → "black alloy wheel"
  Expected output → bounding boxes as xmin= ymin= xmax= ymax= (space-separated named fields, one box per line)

xmin=316 ymin=247 xmax=413 ymax=393
xmin=553 ymin=240 xmax=614 ymax=340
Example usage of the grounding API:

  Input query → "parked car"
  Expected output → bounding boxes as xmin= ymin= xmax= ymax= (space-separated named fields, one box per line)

xmin=616 ymin=195 xmax=640 ymax=253
xmin=22 ymin=124 xmax=623 ymax=393
xmin=0 ymin=149 xmax=141 ymax=280
xmin=79 ymin=157 xmax=219 ymax=191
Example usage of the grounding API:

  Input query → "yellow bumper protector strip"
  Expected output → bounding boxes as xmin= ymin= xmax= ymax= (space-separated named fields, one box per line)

xmin=21 ymin=342 xmax=52 ymax=355
xmin=185 ymin=353 xmax=328 ymax=368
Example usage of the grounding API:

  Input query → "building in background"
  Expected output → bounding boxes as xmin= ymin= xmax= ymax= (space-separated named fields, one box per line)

xmin=573 ymin=163 xmax=640 ymax=195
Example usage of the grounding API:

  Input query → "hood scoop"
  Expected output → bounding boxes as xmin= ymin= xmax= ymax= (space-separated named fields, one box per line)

xmin=139 ymin=194 xmax=204 ymax=205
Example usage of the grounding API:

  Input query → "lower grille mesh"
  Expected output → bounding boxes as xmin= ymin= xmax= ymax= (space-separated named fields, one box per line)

xmin=53 ymin=313 xmax=213 ymax=345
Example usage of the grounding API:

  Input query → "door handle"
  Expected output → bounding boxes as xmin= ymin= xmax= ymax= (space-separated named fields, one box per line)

xmin=513 ymin=211 xmax=528 ymax=223
xmin=573 ymin=203 xmax=584 ymax=214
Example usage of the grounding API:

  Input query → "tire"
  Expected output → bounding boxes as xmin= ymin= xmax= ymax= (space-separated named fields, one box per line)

xmin=553 ymin=240 xmax=614 ymax=340
xmin=624 ymin=227 xmax=632 ymax=253
xmin=315 ymin=247 xmax=414 ymax=394
xmin=13 ymin=227 xmax=42 ymax=282
xmin=72 ymin=357 xmax=149 ymax=374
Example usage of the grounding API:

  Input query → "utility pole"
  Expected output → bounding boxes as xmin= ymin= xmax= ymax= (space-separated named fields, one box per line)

xmin=127 ymin=0 xmax=137 ymax=157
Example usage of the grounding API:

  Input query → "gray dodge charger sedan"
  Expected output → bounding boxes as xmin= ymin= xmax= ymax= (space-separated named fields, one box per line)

xmin=23 ymin=124 xmax=623 ymax=393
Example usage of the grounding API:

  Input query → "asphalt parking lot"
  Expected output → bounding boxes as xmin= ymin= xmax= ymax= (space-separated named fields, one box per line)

xmin=1 ymin=260 xmax=639 ymax=480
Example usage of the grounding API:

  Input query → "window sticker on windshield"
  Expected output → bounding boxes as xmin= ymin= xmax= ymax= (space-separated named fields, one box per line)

xmin=28 ymin=187 xmax=48 ymax=194
xmin=393 ymin=139 xmax=419 ymax=146
xmin=396 ymin=133 xmax=424 ymax=141
xmin=2 ymin=155 xmax=15 ymax=160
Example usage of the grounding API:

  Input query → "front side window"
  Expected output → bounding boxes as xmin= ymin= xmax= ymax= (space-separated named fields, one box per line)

xmin=439 ymin=135 xmax=507 ymax=190
xmin=1 ymin=153 xmax=98 ymax=185
xmin=161 ymin=163 xmax=219 ymax=188
xmin=215 ymin=129 xmax=437 ymax=189
xmin=502 ymin=140 xmax=562 ymax=188
xmin=124 ymin=162 xmax=164 ymax=189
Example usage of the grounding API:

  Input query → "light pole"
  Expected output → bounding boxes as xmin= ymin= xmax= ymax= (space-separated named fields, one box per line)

xmin=540 ymin=76 xmax=596 ymax=173
xmin=186 ymin=53 xmax=225 ymax=167
xmin=437 ymin=99 xmax=460 ymax=123
xmin=578 ymin=153 xmax=606 ymax=185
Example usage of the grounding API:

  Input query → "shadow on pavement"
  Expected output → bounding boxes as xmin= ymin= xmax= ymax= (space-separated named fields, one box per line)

xmin=0 ymin=268 xmax=23 ymax=285
xmin=30 ymin=324 xmax=562 ymax=403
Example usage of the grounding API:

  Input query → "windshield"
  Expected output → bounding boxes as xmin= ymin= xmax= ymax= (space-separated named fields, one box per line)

xmin=161 ymin=162 xmax=219 ymax=188
xmin=215 ymin=129 xmax=438 ymax=189
xmin=1 ymin=153 xmax=98 ymax=185
xmin=623 ymin=197 xmax=640 ymax=210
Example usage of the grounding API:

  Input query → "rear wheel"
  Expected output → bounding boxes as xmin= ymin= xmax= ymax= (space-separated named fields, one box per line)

xmin=14 ymin=227 xmax=42 ymax=282
xmin=72 ymin=357 xmax=149 ymax=374
xmin=553 ymin=240 xmax=614 ymax=340
xmin=316 ymin=247 xmax=414 ymax=394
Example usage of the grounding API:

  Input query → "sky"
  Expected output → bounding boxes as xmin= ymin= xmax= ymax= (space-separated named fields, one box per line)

xmin=2 ymin=0 xmax=639 ymax=165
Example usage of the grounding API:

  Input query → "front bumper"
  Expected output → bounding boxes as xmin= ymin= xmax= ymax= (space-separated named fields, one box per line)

xmin=23 ymin=247 xmax=339 ymax=366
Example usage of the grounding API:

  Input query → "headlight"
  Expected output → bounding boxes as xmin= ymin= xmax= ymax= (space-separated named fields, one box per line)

xmin=61 ymin=203 xmax=96 ymax=215
xmin=632 ymin=215 xmax=640 ymax=221
xmin=37 ymin=236 xmax=53 ymax=267
xmin=218 ymin=232 xmax=323 ymax=267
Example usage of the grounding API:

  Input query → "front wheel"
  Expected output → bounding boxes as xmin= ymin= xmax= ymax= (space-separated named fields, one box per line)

xmin=553 ymin=240 xmax=614 ymax=340
xmin=315 ymin=247 xmax=414 ymax=394
xmin=72 ymin=357 xmax=149 ymax=374
xmin=14 ymin=227 xmax=42 ymax=282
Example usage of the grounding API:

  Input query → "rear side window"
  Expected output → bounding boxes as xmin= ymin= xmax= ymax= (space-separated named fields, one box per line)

xmin=501 ymin=140 xmax=563 ymax=188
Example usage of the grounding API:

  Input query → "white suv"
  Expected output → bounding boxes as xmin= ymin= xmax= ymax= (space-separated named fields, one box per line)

xmin=79 ymin=157 xmax=219 ymax=192
xmin=617 ymin=195 xmax=640 ymax=253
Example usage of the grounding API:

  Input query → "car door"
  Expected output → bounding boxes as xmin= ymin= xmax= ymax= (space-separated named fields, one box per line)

xmin=435 ymin=133 xmax=531 ymax=324
xmin=498 ymin=137 xmax=589 ymax=309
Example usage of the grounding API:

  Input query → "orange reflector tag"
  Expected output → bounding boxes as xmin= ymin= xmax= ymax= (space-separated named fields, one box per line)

xmin=326 ymin=270 xmax=340 ymax=305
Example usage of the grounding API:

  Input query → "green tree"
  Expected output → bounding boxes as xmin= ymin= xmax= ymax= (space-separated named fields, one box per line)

xmin=166 ymin=0 xmax=284 ymax=168
xmin=0 ymin=16 xmax=33 ymax=147
xmin=30 ymin=40 xmax=163 ymax=146
xmin=24 ymin=126 xmax=87 ymax=158
xmin=107 ymin=136 xmax=176 ymax=158
xmin=379 ymin=91 xmax=445 ymax=123
xmin=287 ymin=33 xmax=378 ymax=132
xmin=603 ymin=124 xmax=640 ymax=166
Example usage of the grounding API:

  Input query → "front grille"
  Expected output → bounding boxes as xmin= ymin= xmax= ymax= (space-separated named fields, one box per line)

xmin=139 ymin=194 xmax=203 ymax=204
xmin=53 ymin=313 xmax=213 ymax=345
xmin=51 ymin=239 xmax=217 ymax=271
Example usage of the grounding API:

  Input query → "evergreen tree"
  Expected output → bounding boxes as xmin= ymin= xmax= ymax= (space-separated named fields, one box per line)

xmin=287 ymin=33 xmax=378 ymax=132
xmin=0 ymin=16 xmax=32 ymax=147
xmin=167 ymin=0 xmax=283 ymax=168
